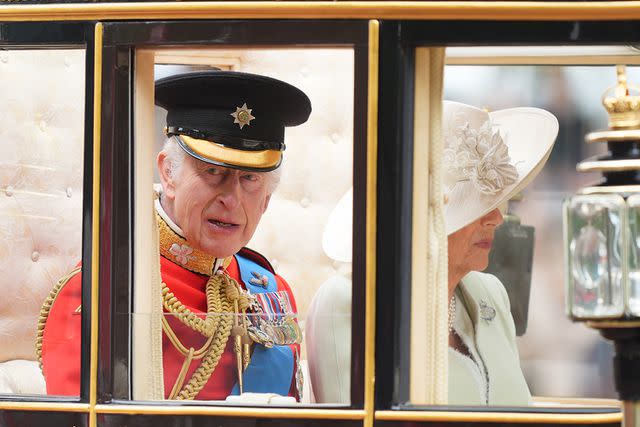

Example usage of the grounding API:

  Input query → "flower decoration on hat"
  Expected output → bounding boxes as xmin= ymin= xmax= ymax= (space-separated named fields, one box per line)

xmin=444 ymin=113 xmax=519 ymax=195
xmin=231 ymin=103 xmax=255 ymax=129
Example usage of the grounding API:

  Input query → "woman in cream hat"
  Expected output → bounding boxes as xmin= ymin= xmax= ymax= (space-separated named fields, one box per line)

xmin=443 ymin=101 xmax=558 ymax=406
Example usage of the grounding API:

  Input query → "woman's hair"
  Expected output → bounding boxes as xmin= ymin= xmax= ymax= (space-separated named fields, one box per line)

xmin=161 ymin=136 xmax=282 ymax=194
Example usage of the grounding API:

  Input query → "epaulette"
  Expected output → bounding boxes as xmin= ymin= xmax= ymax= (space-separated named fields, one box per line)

xmin=35 ymin=267 xmax=82 ymax=370
xmin=238 ymin=247 xmax=275 ymax=274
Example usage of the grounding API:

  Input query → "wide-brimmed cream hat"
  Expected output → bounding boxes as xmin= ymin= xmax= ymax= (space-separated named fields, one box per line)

xmin=443 ymin=101 xmax=558 ymax=235
xmin=322 ymin=187 xmax=352 ymax=263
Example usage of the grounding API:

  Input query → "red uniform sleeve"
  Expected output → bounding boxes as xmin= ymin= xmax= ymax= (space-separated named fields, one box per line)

xmin=40 ymin=270 xmax=82 ymax=396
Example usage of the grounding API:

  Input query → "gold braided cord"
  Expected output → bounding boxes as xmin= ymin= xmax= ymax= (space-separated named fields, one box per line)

xmin=168 ymin=347 xmax=195 ymax=400
xmin=162 ymin=276 xmax=221 ymax=337
xmin=35 ymin=266 xmax=82 ymax=370
xmin=161 ymin=272 xmax=251 ymax=400
xmin=225 ymin=277 xmax=251 ymax=312
xmin=176 ymin=274 xmax=236 ymax=400
xmin=156 ymin=210 xmax=249 ymax=400
xmin=161 ymin=316 xmax=214 ymax=359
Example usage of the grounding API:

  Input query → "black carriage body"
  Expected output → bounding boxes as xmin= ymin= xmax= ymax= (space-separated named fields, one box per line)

xmin=0 ymin=3 xmax=634 ymax=427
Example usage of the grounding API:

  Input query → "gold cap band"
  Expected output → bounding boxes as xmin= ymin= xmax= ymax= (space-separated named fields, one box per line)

xmin=180 ymin=135 xmax=282 ymax=170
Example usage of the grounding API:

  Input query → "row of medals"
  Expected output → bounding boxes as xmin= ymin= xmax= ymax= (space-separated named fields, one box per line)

xmin=231 ymin=289 xmax=303 ymax=395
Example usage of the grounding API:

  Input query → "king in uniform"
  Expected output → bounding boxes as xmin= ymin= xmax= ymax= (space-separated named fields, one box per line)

xmin=36 ymin=71 xmax=312 ymax=400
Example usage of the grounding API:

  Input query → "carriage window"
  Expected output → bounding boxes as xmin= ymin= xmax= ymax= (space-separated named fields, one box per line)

xmin=131 ymin=47 xmax=355 ymax=404
xmin=443 ymin=61 xmax=617 ymax=405
xmin=0 ymin=48 xmax=85 ymax=397
xmin=408 ymin=46 xmax=635 ymax=409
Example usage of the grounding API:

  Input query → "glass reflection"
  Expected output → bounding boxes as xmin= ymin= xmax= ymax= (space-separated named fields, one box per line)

xmin=626 ymin=195 xmax=640 ymax=316
xmin=443 ymin=100 xmax=558 ymax=406
xmin=566 ymin=194 xmax=625 ymax=319
xmin=443 ymin=63 xmax=630 ymax=402
xmin=0 ymin=48 xmax=85 ymax=396
xmin=132 ymin=48 xmax=354 ymax=403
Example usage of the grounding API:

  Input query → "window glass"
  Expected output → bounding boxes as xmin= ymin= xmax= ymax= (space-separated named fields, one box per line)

xmin=133 ymin=47 xmax=354 ymax=404
xmin=0 ymin=48 xmax=85 ymax=397
xmin=439 ymin=57 xmax=630 ymax=406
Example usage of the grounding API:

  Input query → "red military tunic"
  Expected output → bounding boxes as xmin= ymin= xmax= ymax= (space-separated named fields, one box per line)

xmin=39 ymin=238 xmax=300 ymax=400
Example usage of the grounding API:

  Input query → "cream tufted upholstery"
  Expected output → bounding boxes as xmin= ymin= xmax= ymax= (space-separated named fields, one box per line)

xmin=240 ymin=49 xmax=354 ymax=317
xmin=0 ymin=49 xmax=85 ymax=394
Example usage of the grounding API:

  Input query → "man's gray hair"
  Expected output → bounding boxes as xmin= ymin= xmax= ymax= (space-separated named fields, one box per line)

xmin=161 ymin=137 xmax=281 ymax=194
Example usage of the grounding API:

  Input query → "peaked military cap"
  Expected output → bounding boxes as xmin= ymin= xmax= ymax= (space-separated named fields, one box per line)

xmin=156 ymin=71 xmax=312 ymax=171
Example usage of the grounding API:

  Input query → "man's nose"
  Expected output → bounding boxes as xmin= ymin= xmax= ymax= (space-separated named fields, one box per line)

xmin=481 ymin=208 xmax=503 ymax=227
xmin=216 ymin=175 xmax=241 ymax=208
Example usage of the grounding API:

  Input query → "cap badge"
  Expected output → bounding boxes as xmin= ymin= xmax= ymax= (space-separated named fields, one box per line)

xmin=231 ymin=103 xmax=255 ymax=129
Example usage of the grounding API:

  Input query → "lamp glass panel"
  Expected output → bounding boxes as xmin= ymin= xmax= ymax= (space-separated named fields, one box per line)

xmin=625 ymin=194 xmax=640 ymax=316
xmin=566 ymin=194 xmax=625 ymax=319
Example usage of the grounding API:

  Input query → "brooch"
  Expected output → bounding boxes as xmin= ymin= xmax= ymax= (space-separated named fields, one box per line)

xmin=169 ymin=243 xmax=194 ymax=266
xmin=250 ymin=271 xmax=269 ymax=288
xmin=479 ymin=299 xmax=496 ymax=322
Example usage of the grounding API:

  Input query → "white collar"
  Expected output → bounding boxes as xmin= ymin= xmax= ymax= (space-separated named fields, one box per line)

xmin=154 ymin=184 xmax=185 ymax=237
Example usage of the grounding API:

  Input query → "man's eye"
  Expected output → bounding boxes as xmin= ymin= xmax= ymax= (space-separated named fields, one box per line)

xmin=207 ymin=167 xmax=223 ymax=175
xmin=242 ymin=174 xmax=258 ymax=182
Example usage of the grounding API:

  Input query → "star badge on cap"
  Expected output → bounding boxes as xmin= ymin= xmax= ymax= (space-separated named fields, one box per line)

xmin=231 ymin=103 xmax=255 ymax=129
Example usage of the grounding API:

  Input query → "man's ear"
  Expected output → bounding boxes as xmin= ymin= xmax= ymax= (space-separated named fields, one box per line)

xmin=262 ymin=194 xmax=272 ymax=214
xmin=157 ymin=151 xmax=176 ymax=200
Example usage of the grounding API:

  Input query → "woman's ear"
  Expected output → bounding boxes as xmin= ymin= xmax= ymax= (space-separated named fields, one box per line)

xmin=157 ymin=151 xmax=176 ymax=200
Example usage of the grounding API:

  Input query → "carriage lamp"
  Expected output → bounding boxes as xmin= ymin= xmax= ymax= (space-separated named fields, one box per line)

xmin=564 ymin=65 xmax=640 ymax=426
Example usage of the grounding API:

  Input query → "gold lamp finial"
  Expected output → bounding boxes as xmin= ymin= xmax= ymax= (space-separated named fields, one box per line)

xmin=602 ymin=65 xmax=640 ymax=130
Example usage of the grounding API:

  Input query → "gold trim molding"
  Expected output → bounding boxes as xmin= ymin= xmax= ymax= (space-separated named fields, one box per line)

xmin=580 ymin=185 xmax=640 ymax=195
xmin=3 ymin=2 xmax=640 ymax=22
xmin=0 ymin=402 xmax=90 ymax=412
xmin=586 ymin=129 xmax=640 ymax=143
xmin=364 ymin=18 xmax=379 ymax=427
xmin=94 ymin=405 xmax=366 ymax=419
xmin=89 ymin=22 xmax=103 ymax=427
xmin=587 ymin=320 xmax=640 ymax=329
xmin=577 ymin=158 xmax=640 ymax=173
xmin=375 ymin=410 xmax=622 ymax=424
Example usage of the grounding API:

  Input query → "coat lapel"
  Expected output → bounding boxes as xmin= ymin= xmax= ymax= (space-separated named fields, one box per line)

xmin=458 ymin=272 xmax=530 ymax=405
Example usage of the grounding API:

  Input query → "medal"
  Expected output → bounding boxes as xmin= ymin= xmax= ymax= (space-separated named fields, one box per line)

xmin=246 ymin=291 xmax=302 ymax=346
xmin=295 ymin=348 xmax=304 ymax=401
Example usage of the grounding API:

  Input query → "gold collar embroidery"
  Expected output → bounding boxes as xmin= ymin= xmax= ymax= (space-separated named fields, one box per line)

xmin=156 ymin=212 xmax=231 ymax=275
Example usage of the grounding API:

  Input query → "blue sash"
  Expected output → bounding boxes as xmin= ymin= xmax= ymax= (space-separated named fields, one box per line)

xmin=230 ymin=254 xmax=294 ymax=396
